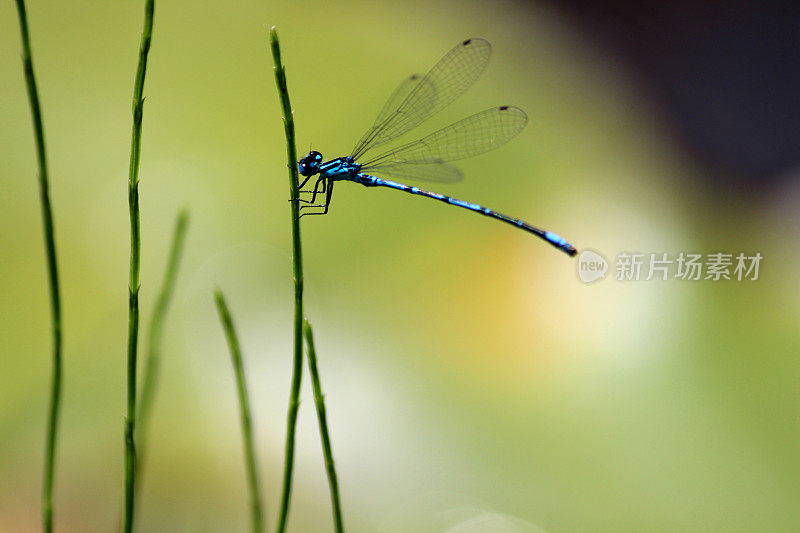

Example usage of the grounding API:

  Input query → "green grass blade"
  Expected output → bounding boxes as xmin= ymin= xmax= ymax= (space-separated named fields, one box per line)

xmin=13 ymin=2 xmax=63 ymax=531
xmin=136 ymin=209 xmax=189 ymax=480
xmin=125 ymin=1 xmax=155 ymax=531
xmin=303 ymin=320 xmax=344 ymax=532
xmin=214 ymin=290 xmax=266 ymax=533
xmin=269 ymin=27 xmax=305 ymax=533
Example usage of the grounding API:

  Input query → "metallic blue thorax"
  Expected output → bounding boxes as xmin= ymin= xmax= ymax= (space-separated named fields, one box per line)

xmin=318 ymin=156 xmax=361 ymax=181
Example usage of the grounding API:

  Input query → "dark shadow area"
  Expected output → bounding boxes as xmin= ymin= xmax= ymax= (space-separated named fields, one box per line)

xmin=540 ymin=0 xmax=800 ymax=193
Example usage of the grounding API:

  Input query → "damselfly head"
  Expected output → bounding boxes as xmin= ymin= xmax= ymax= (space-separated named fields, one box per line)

xmin=298 ymin=150 xmax=323 ymax=177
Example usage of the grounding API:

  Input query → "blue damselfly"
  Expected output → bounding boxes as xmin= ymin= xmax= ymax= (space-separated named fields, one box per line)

xmin=297 ymin=38 xmax=576 ymax=257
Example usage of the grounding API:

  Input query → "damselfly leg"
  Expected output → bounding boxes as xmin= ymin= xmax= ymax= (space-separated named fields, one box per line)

xmin=292 ymin=177 xmax=327 ymax=204
xmin=297 ymin=178 xmax=334 ymax=218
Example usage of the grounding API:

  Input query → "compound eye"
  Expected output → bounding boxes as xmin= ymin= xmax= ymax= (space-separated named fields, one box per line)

xmin=298 ymin=160 xmax=312 ymax=177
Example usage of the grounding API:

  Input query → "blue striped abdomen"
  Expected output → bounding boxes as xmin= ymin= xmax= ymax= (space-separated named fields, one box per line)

xmin=353 ymin=174 xmax=576 ymax=256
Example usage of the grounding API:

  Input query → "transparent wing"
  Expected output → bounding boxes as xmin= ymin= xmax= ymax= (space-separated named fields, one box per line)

xmin=360 ymin=106 xmax=528 ymax=167
xmin=350 ymin=38 xmax=492 ymax=160
xmin=371 ymin=74 xmax=425 ymax=127
xmin=365 ymin=162 xmax=464 ymax=183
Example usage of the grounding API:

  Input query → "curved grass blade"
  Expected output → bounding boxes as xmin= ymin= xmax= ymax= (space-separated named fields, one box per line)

xmin=215 ymin=290 xmax=265 ymax=533
xmin=14 ymin=2 xmax=63 ymax=530
xmin=303 ymin=320 xmax=344 ymax=533
xmin=136 ymin=209 xmax=189 ymax=482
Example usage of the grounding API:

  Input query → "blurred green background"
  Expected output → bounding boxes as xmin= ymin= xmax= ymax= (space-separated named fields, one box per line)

xmin=1 ymin=0 xmax=798 ymax=531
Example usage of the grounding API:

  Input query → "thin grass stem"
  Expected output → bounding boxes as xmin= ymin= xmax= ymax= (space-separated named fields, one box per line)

xmin=214 ymin=289 xmax=266 ymax=533
xmin=13 ymin=2 xmax=63 ymax=531
xmin=125 ymin=1 xmax=155 ymax=531
xmin=303 ymin=320 xmax=344 ymax=532
xmin=269 ymin=27 xmax=305 ymax=533
xmin=135 ymin=210 xmax=189 ymax=484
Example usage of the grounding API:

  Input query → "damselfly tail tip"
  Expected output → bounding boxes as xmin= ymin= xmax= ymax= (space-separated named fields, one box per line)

xmin=544 ymin=231 xmax=577 ymax=257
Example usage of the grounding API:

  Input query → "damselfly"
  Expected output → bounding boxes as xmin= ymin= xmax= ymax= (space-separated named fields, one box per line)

xmin=297 ymin=38 xmax=577 ymax=257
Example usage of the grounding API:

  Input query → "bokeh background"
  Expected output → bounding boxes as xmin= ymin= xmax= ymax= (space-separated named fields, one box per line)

xmin=2 ymin=0 xmax=799 ymax=531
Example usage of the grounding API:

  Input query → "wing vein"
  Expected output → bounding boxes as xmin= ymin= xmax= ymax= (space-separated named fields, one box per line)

xmin=350 ymin=38 xmax=492 ymax=160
